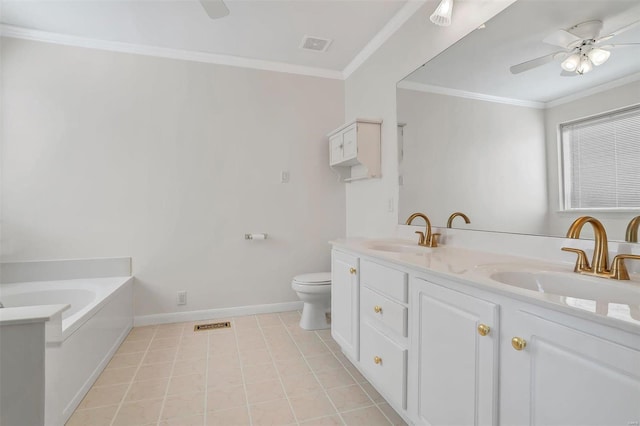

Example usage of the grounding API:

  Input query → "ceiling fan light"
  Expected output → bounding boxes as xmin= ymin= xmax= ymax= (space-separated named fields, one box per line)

xmin=587 ymin=48 xmax=610 ymax=66
xmin=561 ymin=54 xmax=581 ymax=72
xmin=576 ymin=56 xmax=593 ymax=75
xmin=430 ymin=0 xmax=453 ymax=27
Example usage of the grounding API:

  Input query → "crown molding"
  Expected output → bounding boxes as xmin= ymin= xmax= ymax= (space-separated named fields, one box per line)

xmin=342 ymin=1 xmax=426 ymax=80
xmin=397 ymin=80 xmax=546 ymax=109
xmin=0 ymin=25 xmax=344 ymax=80
xmin=545 ymin=72 xmax=640 ymax=109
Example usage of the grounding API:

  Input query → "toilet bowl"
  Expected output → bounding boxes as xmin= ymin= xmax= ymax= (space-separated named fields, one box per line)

xmin=291 ymin=272 xmax=331 ymax=330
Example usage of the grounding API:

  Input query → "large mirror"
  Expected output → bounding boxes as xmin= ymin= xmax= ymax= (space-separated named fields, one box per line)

xmin=397 ymin=0 xmax=640 ymax=241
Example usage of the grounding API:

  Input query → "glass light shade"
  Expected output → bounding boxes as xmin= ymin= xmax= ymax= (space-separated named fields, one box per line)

xmin=587 ymin=48 xmax=610 ymax=66
xmin=576 ymin=56 xmax=593 ymax=74
xmin=561 ymin=54 xmax=581 ymax=72
xmin=430 ymin=0 xmax=453 ymax=26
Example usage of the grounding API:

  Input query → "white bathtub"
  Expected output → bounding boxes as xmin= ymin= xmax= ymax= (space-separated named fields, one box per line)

xmin=0 ymin=276 xmax=133 ymax=425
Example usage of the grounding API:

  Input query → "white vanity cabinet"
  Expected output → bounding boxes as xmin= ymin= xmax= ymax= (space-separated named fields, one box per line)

xmin=331 ymin=250 xmax=360 ymax=361
xmin=328 ymin=119 xmax=381 ymax=182
xmin=500 ymin=304 xmax=640 ymax=426
xmin=409 ymin=277 xmax=499 ymax=426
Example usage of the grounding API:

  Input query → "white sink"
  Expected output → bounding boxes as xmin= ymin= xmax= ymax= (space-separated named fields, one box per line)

xmin=365 ymin=240 xmax=432 ymax=254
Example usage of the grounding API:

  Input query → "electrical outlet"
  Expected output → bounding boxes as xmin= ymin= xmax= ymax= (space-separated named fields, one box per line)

xmin=177 ymin=291 xmax=187 ymax=305
xmin=281 ymin=170 xmax=290 ymax=183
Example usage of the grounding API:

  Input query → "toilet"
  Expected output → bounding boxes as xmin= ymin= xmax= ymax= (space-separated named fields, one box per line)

xmin=291 ymin=272 xmax=331 ymax=330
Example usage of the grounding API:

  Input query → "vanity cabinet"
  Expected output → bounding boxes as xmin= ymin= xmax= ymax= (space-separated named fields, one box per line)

xmin=331 ymin=250 xmax=360 ymax=360
xmin=328 ymin=119 xmax=382 ymax=182
xmin=409 ymin=277 xmax=499 ymax=426
xmin=500 ymin=306 xmax=640 ymax=426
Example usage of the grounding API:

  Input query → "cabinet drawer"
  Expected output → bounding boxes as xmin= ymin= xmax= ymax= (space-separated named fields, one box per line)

xmin=361 ymin=287 xmax=407 ymax=337
xmin=360 ymin=321 xmax=407 ymax=409
xmin=361 ymin=260 xmax=408 ymax=303
xmin=329 ymin=133 xmax=343 ymax=165
xmin=342 ymin=124 xmax=357 ymax=160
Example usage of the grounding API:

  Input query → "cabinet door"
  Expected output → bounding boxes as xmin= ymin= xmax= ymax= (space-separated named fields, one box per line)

xmin=501 ymin=309 xmax=640 ymax=426
xmin=329 ymin=133 xmax=343 ymax=165
xmin=410 ymin=278 xmax=499 ymax=426
xmin=342 ymin=124 xmax=357 ymax=161
xmin=331 ymin=250 xmax=359 ymax=360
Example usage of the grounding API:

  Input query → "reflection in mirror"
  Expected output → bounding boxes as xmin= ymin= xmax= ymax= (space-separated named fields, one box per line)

xmin=397 ymin=0 xmax=640 ymax=241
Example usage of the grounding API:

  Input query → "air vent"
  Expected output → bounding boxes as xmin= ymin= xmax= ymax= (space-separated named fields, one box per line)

xmin=300 ymin=35 xmax=332 ymax=52
xmin=194 ymin=321 xmax=231 ymax=331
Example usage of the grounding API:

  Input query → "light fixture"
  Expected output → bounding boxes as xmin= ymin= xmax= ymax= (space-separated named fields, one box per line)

xmin=587 ymin=47 xmax=611 ymax=66
xmin=430 ymin=0 xmax=453 ymax=27
xmin=576 ymin=54 xmax=593 ymax=75
xmin=561 ymin=53 xmax=581 ymax=72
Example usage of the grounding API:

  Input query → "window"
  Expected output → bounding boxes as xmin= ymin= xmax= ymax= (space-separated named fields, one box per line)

xmin=561 ymin=105 xmax=640 ymax=211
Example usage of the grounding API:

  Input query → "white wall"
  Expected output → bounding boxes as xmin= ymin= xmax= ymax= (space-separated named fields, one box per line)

xmin=545 ymin=79 xmax=640 ymax=241
xmin=397 ymin=88 xmax=547 ymax=234
xmin=344 ymin=0 xmax=516 ymax=237
xmin=1 ymin=38 xmax=345 ymax=317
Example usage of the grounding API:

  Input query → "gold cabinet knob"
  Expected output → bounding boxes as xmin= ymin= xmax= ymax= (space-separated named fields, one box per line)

xmin=477 ymin=324 xmax=490 ymax=336
xmin=373 ymin=356 xmax=382 ymax=365
xmin=374 ymin=305 xmax=382 ymax=314
xmin=349 ymin=267 xmax=357 ymax=275
xmin=511 ymin=337 xmax=527 ymax=351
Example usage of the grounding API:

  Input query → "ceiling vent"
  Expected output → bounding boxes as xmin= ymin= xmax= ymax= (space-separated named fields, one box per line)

xmin=300 ymin=36 xmax=332 ymax=52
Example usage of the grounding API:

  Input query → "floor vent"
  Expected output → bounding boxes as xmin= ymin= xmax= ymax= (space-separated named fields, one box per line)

xmin=194 ymin=321 xmax=231 ymax=332
xmin=300 ymin=35 xmax=332 ymax=52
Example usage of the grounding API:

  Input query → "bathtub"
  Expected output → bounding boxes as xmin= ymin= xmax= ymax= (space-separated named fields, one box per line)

xmin=0 ymin=276 xmax=133 ymax=425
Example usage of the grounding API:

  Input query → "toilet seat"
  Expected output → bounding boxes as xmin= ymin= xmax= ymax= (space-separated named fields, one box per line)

xmin=293 ymin=272 xmax=331 ymax=285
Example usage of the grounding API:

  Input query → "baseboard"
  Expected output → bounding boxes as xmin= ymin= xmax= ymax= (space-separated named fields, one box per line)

xmin=134 ymin=301 xmax=303 ymax=327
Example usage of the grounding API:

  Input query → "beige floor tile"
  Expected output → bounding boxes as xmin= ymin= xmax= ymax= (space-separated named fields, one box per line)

xmin=340 ymin=406 xmax=391 ymax=426
xmin=245 ymin=379 xmax=285 ymax=404
xmin=307 ymin=353 xmax=343 ymax=373
xmin=275 ymin=357 xmax=312 ymax=377
xmin=149 ymin=336 xmax=181 ymax=351
xmin=209 ymin=333 xmax=237 ymax=348
xmin=135 ymin=362 xmax=174 ymax=381
xmin=281 ymin=372 xmax=323 ymax=397
xmin=377 ymin=403 xmax=407 ymax=426
xmin=143 ymin=347 xmax=177 ymax=365
xmin=95 ymin=366 xmax=137 ymax=387
xmin=79 ymin=383 xmax=128 ymax=409
xmin=207 ymin=367 xmax=243 ymax=389
xmin=65 ymin=405 xmax=118 ymax=426
xmin=232 ymin=315 xmax=258 ymax=327
xmin=112 ymin=398 xmax=163 ymax=426
xmin=235 ymin=328 xmax=263 ymax=340
xmin=343 ymin=364 xmax=367 ymax=384
xmin=289 ymin=390 xmax=336 ymax=421
xmin=206 ymin=406 xmax=250 ymax=426
xmin=299 ymin=415 xmax=344 ymax=426
xmin=316 ymin=368 xmax=357 ymax=390
xmin=127 ymin=327 xmax=157 ymax=341
xmin=249 ymin=398 xmax=295 ymax=426
xmin=256 ymin=313 xmax=282 ymax=327
xmin=208 ymin=354 xmax=240 ymax=371
xmin=360 ymin=383 xmax=385 ymax=404
xmin=173 ymin=358 xmax=207 ymax=376
xmin=107 ymin=352 xmax=145 ymax=369
xmin=240 ymin=348 xmax=273 ymax=366
xmin=290 ymin=330 xmax=323 ymax=345
xmin=125 ymin=378 xmax=169 ymax=402
xmin=270 ymin=344 xmax=303 ymax=361
xmin=298 ymin=341 xmax=331 ymax=356
xmin=324 ymin=340 xmax=343 ymax=353
xmin=161 ymin=392 xmax=205 ymax=420
xmin=206 ymin=385 xmax=247 ymax=412
xmin=327 ymin=385 xmax=373 ymax=412
xmin=117 ymin=339 xmax=151 ymax=354
xmin=237 ymin=336 xmax=268 ymax=352
xmin=242 ymin=363 xmax=278 ymax=384
xmin=159 ymin=414 xmax=204 ymax=426
xmin=315 ymin=329 xmax=333 ymax=341
xmin=168 ymin=373 xmax=207 ymax=395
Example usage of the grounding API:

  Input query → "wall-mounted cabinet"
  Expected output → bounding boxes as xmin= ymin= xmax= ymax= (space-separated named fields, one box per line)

xmin=328 ymin=119 xmax=382 ymax=182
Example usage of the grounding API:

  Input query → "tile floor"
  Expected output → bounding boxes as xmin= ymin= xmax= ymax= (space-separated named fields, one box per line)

xmin=67 ymin=310 xmax=407 ymax=426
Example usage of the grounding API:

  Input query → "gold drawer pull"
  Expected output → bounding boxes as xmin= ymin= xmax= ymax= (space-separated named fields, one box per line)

xmin=374 ymin=305 xmax=382 ymax=314
xmin=373 ymin=356 xmax=382 ymax=365
xmin=511 ymin=337 xmax=527 ymax=351
xmin=477 ymin=324 xmax=490 ymax=336
xmin=349 ymin=267 xmax=357 ymax=275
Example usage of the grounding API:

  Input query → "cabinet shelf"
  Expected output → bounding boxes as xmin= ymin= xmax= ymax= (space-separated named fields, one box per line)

xmin=328 ymin=118 xmax=382 ymax=182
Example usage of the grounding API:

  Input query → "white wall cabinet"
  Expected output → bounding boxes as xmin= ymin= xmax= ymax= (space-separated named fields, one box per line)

xmin=328 ymin=119 xmax=382 ymax=182
xmin=409 ymin=277 xmax=499 ymax=426
xmin=331 ymin=250 xmax=360 ymax=361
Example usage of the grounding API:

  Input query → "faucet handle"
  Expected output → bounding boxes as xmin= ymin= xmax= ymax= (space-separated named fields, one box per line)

xmin=428 ymin=233 xmax=441 ymax=248
xmin=562 ymin=247 xmax=591 ymax=273
xmin=610 ymin=254 xmax=640 ymax=280
xmin=414 ymin=231 xmax=426 ymax=246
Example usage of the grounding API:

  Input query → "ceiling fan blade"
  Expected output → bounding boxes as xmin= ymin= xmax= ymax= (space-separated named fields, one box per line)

xmin=543 ymin=29 xmax=581 ymax=48
xmin=560 ymin=70 xmax=578 ymax=77
xmin=510 ymin=51 xmax=567 ymax=75
xmin=599 ymin=43 xmax=640 ymax=49
xmin=200 ymin=0 xmax=229 ymax=19
xmin=597 ymin=19 xmax=640 ymax=43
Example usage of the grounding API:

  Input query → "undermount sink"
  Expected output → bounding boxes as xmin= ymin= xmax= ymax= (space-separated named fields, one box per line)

xmin=365 ymin=240 xmax=431 ymax=254
xmin=490 ymin=270 xmax=640 ymax=306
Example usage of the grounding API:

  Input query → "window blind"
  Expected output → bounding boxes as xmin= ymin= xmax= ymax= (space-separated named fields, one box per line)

xmin=561 ymin=105 xmax=640 ymax=210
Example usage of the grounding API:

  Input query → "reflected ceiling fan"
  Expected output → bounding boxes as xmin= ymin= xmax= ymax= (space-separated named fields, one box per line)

xmin=199 ymin=0 xmax=230 ymax=19
xmin=510 ymin=19 xmax=640 ymax=75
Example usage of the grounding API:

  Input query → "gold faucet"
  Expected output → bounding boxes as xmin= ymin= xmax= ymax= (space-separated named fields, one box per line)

xmin=562 ymin=216 xmax=640 ymax=280
xmin=447 ymin=212 xmax=470 ymax=228
xmin=626 ymin=216 xmax=640 ymax=243
xmin=405 ymin=212 xmax=440 ymax=247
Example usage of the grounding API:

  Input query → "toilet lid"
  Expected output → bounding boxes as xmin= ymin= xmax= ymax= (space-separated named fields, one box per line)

xmin=294 ymin=272 xmax=331 ymax=285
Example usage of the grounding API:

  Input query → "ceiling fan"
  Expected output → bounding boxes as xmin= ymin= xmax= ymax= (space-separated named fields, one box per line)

xmin=510 ymin=19 xmax=640 ymax=75
xmin=199 ymin=0 xmax=230 ymax=19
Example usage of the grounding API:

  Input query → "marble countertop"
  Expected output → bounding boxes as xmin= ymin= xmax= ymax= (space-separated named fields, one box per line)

xmin=331 ymin=238 xmax=640 ymax=334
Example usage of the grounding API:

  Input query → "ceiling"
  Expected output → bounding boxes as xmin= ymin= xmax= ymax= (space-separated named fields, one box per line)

xmin=403 ymin=0 xmax=640 ymax=103
xmin=0 ymin=0 xmax=408 ymax=73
